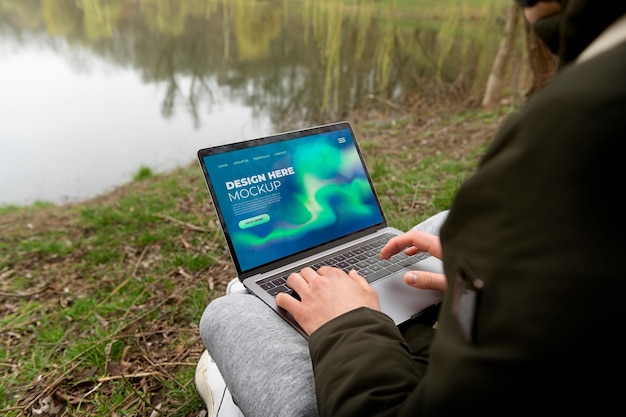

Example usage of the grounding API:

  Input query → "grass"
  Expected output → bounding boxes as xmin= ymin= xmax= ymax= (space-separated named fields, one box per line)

xmin=0 ymin=102 xmax=510 ymax=416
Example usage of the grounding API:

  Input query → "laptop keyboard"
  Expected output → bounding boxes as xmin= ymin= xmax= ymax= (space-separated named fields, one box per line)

xmin=256 ymin=233 xmax=431 ymax=298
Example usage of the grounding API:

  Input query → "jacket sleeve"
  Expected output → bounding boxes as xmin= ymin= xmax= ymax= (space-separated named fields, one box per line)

xmin=308 ymin=307 xmax=435 ymax=417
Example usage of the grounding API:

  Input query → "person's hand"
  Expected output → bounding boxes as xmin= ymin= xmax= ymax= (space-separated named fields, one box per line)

xmin=521 ymin=0 xmax=562 ymax=24
xmin=275 ymin=266 xmax=380 ymax=336
xmin=380 ymin=230 xmax=448 ymax=292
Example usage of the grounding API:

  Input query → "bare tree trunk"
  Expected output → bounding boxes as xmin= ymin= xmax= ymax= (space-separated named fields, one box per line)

xmin=482 ymin=0 xmax=521 ymax=108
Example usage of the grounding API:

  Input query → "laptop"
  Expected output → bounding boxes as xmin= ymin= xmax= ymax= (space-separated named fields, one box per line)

xmin=197 ymin=121 xmax=443 ymax=337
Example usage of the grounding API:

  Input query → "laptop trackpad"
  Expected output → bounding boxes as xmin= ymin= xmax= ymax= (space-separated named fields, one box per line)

xmin=372 ymin=274 xmax=443 ymax=325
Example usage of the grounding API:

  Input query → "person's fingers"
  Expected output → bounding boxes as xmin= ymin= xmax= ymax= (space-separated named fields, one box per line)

xmin=347 ymin=269 xmax=371 ymax=291
xmin=276 ymin=270 xmax=310 ymax=311
xmin=380 ymin=230 xmax=442 ymax=260
xmin=285 ymin=269 xmax=310 ymax=293
xmin=299 ymin=266 xmax=323 ymax=284
xmin=275 ymin=291 xmax=299 ymax=310
xmin=404 ymin=270 xmax=447 ymax=292
xmin=315 ymin=265 xmax=333 ymax=276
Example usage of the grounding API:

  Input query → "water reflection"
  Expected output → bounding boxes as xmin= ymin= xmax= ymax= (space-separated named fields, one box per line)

xmin=0 ymin=0 xmax=514 ymax=206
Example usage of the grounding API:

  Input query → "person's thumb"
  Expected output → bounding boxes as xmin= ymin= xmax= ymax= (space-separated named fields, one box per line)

xmin=404 ymin=271 xmax=447 ymax=292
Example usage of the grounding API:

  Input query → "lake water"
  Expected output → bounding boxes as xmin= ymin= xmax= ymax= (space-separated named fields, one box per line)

xmin=0 ymin=0 xmax=513 ymax=206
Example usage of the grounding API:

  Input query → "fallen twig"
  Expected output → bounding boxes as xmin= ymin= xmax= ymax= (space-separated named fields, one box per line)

xmin=156 ymin=214 xmax=211 ymax=232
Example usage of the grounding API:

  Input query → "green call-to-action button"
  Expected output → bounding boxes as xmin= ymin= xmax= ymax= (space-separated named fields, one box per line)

xmin=239 ymin=214 xmax=270 ymax=229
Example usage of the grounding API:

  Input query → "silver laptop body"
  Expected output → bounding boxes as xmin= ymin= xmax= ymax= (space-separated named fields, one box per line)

xmin=197 ymin=121 xmax=443 ymax=337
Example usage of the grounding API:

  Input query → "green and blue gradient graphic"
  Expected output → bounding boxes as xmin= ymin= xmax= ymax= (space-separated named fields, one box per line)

xmin=203 ymin=127 xmax=383 ymax=272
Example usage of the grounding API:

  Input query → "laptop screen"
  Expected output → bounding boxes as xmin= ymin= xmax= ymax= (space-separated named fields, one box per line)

xmin=198 ymin=122 xmax=385 ymax=275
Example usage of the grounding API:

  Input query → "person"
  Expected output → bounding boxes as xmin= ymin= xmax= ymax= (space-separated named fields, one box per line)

xmin=518 ymin=0 xmax=561 ymax=96
xmin=196 ymin=1 xmax=626 ymax=415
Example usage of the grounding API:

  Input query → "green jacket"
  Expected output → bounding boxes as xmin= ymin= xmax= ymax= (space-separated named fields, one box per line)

xmin=309 ymin=1 xmax=626 ymax=415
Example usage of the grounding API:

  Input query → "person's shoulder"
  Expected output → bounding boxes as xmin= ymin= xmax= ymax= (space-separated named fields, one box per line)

xmin=511 ymin=40 xmax=626 ymax=135
xmin=550 ymin=40 xmax=626 ymax=101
